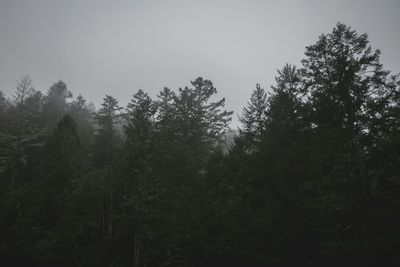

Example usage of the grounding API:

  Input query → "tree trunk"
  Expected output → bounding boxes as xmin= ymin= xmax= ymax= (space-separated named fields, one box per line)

xmin=134 ymin=230 xmax=141 ymax=267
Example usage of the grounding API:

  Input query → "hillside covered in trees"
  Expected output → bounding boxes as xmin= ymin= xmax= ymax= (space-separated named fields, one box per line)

xmin=0 ymin=23 xmax=399 ymax=266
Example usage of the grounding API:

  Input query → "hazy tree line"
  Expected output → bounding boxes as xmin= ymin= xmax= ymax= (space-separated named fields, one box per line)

xmin=0 ymin=23 xmax=399 ymax=266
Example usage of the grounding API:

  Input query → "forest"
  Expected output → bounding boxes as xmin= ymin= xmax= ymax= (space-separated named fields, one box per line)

xmin=0 ymin=23 xmax=399 ymax=266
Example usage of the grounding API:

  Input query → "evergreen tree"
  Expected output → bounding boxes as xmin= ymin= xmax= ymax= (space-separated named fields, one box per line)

xmin=116 ymin=90 xmax=158 ymax=267
xmin=38 ymin=115 xmax=83 ymax=226
xmin=93 ymin=95 xmax=122 ymax=168
xmin=43 ymin=81 xmax=73 ymax=131
xmin=297 ymin=22 xmax=399 ymax=264
xmin=5 ymin=115 xmax=84 ymax=265
xmin=69 ymin=95 xmax=95 ymax=149
xmin=238 ymin=83 xmax=268 ymax=150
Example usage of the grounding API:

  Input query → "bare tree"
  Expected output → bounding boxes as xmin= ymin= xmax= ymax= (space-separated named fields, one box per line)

xmin=14 ymin=75 xmax=34 ymax=108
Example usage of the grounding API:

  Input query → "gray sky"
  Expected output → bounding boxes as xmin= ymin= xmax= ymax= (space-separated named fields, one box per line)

xmin=0 ymin=0 xmax=399 ymax=126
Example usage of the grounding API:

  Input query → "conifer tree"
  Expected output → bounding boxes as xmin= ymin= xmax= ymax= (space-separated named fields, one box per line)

xmin=93 ymin=95 xmax=122 ymax=168
xmin=238 ymin=83 xmax=268 ymax=150
xmin=43 ymin=81 xmax=73 ymax=130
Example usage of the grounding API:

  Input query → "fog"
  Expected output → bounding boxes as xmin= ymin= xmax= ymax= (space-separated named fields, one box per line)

xmin=0 ymin=0 xmax=399 ymax=126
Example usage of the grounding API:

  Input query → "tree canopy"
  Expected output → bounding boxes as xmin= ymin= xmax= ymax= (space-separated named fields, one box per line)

xmin=0 ymin=23 xmax=399 ymax=267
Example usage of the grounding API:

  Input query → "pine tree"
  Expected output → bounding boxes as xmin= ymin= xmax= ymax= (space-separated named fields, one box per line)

xmin=299 ymin=22 xmax=399 ymax=262
xmin=93 ymin=95 xmax=122 ymax=168
xmin=119 ymin=90 xmax=158 ymax=267
xmin=38 ymin=115 xmax=83 ymax=225
xmin=43 ymin=81 xmax=73 ymax=131
xmin=69 ymin=94 xmax=95 ymax=149
xmin=7 ymin=115 xmax=84 ymax=265
xmin=238 ymin=83 xmax=268 ymax=150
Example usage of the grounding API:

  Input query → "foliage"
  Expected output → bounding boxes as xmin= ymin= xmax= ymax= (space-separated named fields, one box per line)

xmin=0 ymin=23 xmax=399 ymax=267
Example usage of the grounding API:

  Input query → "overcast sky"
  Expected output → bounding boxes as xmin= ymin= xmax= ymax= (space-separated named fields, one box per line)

xmin=0 ymin=0 xmax=399 ymax=126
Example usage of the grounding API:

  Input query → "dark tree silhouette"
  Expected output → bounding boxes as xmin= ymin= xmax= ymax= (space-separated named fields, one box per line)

xmin=0 ymin=23 xmax=399 ymax=267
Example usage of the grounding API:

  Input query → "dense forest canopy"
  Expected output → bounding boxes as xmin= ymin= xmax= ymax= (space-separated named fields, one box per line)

xmin=0 ymin=23 xmax=399 ymax=267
